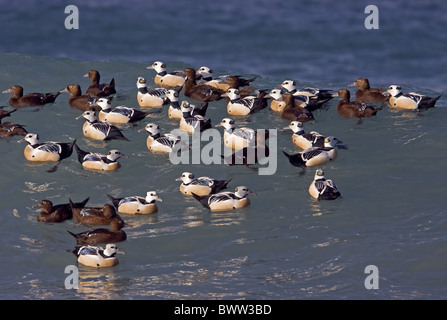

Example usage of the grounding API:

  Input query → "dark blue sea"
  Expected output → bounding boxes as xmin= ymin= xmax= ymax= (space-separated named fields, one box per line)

xmin=1 ymin=0 xmax=446 ymax=301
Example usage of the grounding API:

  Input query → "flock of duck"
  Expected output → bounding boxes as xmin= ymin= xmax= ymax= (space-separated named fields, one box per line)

xmin=1 ymin=61 xmax=441 ymax=268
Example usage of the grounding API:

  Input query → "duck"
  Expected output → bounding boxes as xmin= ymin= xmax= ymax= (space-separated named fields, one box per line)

xmin=278 ymin=93 xmax=315 ymax=122
xmin=95 ymin=97 xmax=149 ymax=124
xmin=282 ymin=136 xmax=340 ymax=168
xmin=183 ymin=67 xmax=224 ymax=102
xmin=0 ymin=121 xmax=28 ymax=138
xmin=67 ymin=218 xmax=126 ymax=245
xmin=69 ymin=199 xmax=124 ymax=226
xmin=267 ymin=88 xmax=328 ymax=113
xmin=2 ymin=85 xmax=60 ymax=107
xmin=138 ymin=123 xmax=188 ymax=153
xmin=191 ymin=186 xmax=256 ymax=212
xmin=67 ymin=243 xmax=119 ymax=268
xmin=0 ymin=107 xmax=16 ymax=119
xmin=284 ymin=121 xmax=325 ymax=150
xmin=0 ymin=108 xmax=27 ymax=138
xmin=348 ymin=78 xmax=388 ymax=103
xmin=309 ymin=169 xmax=341 ymax=200
xmin=74 ymin=144 xmax=126 ymax=171
xmin=265 ymin=88 xmax=308 ymax=112
xmin=76 ymin=111 xmax=129 ymax=141
xmin=179 ymin=101 xmax=212 ymax=133
xmin=165 ymin=89 xmax=208 ymax=120
xmin=83 ymin=70 xmax=116 ymax=97
xmin=107 ymin=191 xmax=162 ymax=215
xmin=147 ymin=61 xmax=186 ymax=88
xmin=216 ymin=117 xmax=270 ymax=150
xmin=176 ymin=172 xmax=232 ymax=196
xmin=223 ymin=88 xmax=268 ymax=116
xmin=221 ymin=141 xmax=270 ymax=167
xmin=136 ymin=77 xmax=168 ymax=108
xmin=60 ymin=84 xmax=101 ymax=111
xmin=280 ymin=80 xmax=333 ymax=111
xmin=18 ymin=133 xmax=76 ymax=162
xmin=335 ymin=89 xmax=383 ymax=119
xmin=385 ymin=85 xmax=441 ymax=110
xmin=280 ymin=80 xmax=334 ymax=102
xmin=36 ymin=197 xmax=90 ymax=223
xmin=195 ymin=66 xmax=257 ymax=93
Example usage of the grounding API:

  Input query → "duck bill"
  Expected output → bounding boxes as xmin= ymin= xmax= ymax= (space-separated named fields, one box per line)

xmin=248 ymin=191 xmax=257 ymax=196
xmin=59 ymin=88 xmax=69 ymax=93
xmin=75 ymin=114 xmax=85 ymax=120
xmin=2 ymin=88 xmax=11 ymax=93
xmin=347 ymin=82 xmax=356 ymax=87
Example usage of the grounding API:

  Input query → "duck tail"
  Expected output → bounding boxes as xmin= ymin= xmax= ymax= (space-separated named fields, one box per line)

xmin=106 ymin=194 xmax=120 ymax=209
xmin=78 ymin=197 xmax=90 ymax=208
xmin=191 ymin=192 xmax=210 ymax=209
xmin=67 ymin=230 xmax=77 ymax=238
xmin=67 ymin=138 xmax=77 ymax=156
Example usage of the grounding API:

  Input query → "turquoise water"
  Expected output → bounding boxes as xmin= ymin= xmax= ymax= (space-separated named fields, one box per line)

xmin=1 ymin=0 xmax=447 ymax=300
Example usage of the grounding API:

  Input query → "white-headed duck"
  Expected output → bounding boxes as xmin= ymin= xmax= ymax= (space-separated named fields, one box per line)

xmin=95 ymin=97 xmax=149 ymax=124
xmin=136 ymin=77 xmax=168 ymax=108
xmin=107 ymin=191 xmax=162 ymax=215
xmin=309 ymin=169 xmax=341 ymax=200
xmin=176 ymin=172 xmax=232 ymax=196
xmin=76 ymin=111 xmax=129 ymax=141
xmin=67 ymin=243 xmax=120 ymax=268
xmin=74 ymin=144 xmax=126 ymax=171
xmin=18 ymin=133 xmax=76 ymax=162
xmin=147 ymin=61 xmax=186 ymax=88
xmin=223 ymin=88 xmax=268 ymax=116
xmin=385 ymin=85 xmax=440 ymax=110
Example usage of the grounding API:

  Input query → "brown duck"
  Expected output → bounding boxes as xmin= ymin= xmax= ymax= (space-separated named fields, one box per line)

xmin=69 ymin=199 xmax=124 ymax=226
xmin=3 ymin=85 xmax=60 ymax=107
xmin=348 ymin=78 xmax=389 ymax=103
xmin=279 ymin=93 xmax=315 ymax=122
xmin=60 ymin=84 xmax=101 ymax=111
xmin=36 ymin=197 xmax=90 ymax=223
xmin=183 ymin=68 xmax=224 ymax=102
xmin=67 ymin=218 xmax=126 ymax=245
xmin=336 ymin=89 xmax=383 ymax=119
xmin=0 ymin=108 xmax=27 ymax=138
xmin=83 ymin=70 xmax=116 ymax=97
